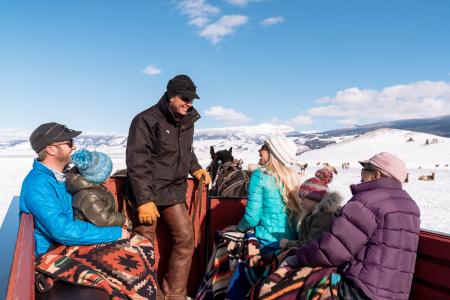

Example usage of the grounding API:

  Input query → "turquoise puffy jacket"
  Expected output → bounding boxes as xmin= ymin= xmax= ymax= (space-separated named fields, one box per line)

xmin=20 ymin=160 xmax=122 ymax=256
xmin=237 ymin=168 xmax=296 ymax=245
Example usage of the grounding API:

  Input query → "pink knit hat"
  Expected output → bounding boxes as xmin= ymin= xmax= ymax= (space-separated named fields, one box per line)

xmin=359 ymin=152 xmax=407 ymax=183
xmin=315 ymin=168 xmax=334 ymax=184
xmin=297 ymin=168 xmax=334 ymax=202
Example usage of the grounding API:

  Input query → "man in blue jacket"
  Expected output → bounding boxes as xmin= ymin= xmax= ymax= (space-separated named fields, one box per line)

xmin=20 ymin=122 xmax=126 ymax=256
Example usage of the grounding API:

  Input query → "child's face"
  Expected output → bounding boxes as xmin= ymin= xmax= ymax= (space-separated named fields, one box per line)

xmin=301 ymin=198 xmax=318 ymax=212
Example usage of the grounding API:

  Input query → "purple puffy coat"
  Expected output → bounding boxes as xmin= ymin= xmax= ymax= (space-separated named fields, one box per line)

xmin=296 ymin=177 xmax=420 ymax=299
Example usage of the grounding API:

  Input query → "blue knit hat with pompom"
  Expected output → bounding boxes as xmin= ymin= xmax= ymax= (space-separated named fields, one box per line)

xmin=71 ymin=149 xmax=113 ymax=184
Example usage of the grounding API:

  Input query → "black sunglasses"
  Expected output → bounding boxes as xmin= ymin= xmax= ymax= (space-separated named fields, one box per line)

xmin=51 ymin=138 xmax=74 ymax=148
xmin=180 ymin=96 xmax=194 ymax=104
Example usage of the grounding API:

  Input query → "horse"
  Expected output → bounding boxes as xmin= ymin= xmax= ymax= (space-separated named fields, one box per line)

xmin=207 ymin=146 xmax=250 ymax=197
xmin=418 ymin=172 xmax=435 ymax=181
xmin=207 ymin=146 xmax=234 ymax=183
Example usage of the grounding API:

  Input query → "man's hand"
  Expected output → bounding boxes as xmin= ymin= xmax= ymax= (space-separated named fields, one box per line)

xmin=223 ymin=224 xmax=238 ymax=232
xmin=248 ymin=242 xmax=261 ymax=267
xmin=121 ymin=228 xmax=130 ymax=240
xmin=138 ymin=202 xmax=160 ymax=225
xmin=192 ymin=169 xmax=212 ymax=185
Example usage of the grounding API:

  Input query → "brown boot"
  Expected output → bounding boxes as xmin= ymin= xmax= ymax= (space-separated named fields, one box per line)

xmin=160 ymin=203 xmax=195 ymax=299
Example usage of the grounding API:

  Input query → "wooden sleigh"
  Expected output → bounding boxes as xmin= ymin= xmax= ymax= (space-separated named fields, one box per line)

xmin=4 ymin=175 xmax=450 ymax=299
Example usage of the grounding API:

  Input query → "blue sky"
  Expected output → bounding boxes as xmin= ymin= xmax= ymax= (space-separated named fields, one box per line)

xmin=1 ymin=0 xmax=450 ymax=134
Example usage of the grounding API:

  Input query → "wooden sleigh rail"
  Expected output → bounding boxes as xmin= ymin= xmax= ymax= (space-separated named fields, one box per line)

xmin=6 ymin=176 xmax=450 ymax=299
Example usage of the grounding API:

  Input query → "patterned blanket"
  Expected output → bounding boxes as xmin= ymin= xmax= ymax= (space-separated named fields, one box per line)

xmin=195 ymin=229 xmax=280 ymax=300
xmin=249 ymin=253 xmax=341 ymax=300
xmin=35 ymin=234 xmax=157 ymax=300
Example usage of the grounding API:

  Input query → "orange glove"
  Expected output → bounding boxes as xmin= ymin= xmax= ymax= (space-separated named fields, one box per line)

xmin=192 ymin=169 xmax=212 ymax=185
xmin=138 ymin=202 xmax=160 ymax=225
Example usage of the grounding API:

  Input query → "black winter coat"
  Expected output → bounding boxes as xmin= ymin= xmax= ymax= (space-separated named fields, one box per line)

xmin=66 ymin=169 xmax=125 ymax=227
xmin=126 ymin=94 xmax=202 ymax=207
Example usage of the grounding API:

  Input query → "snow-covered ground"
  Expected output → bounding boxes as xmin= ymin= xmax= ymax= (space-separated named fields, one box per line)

xmin=1 ymin=127 xmax=449 ymax=234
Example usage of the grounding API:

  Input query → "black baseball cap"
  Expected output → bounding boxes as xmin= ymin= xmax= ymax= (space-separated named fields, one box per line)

xmin=167 ymin=74 xmax=200 ymax=100
xmin=30 ymin=122 xmax=81 ymax=153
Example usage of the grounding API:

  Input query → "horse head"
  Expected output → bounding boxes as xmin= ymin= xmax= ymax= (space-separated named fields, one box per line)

xmin=207 ymin=146 xmax=235 ymax=181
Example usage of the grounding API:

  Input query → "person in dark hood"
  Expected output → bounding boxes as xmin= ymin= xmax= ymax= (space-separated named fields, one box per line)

xmin=279 ymin=167 xmax=343 ymax=249
xmin=66 ymin=149 xmax=125 ymax=227
xmin=126 ymin=74 xmax=211 ymax=300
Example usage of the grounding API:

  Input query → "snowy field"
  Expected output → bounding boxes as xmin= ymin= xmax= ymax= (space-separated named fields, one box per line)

xmin=1 ymin=156 xmax=449 ymax=234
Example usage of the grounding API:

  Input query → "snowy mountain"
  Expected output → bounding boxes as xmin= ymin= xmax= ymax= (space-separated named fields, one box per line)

xmin=0 ymin=123 xmax=311 ymax=160
xmin=1 ymin=125 xmax=449 ymax=170
xmin=1 ymin=115 xmax=449 ymax=168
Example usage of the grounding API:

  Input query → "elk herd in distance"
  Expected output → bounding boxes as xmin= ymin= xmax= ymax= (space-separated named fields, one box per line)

xmin=293 ymin=161 xmax=444 ymax=182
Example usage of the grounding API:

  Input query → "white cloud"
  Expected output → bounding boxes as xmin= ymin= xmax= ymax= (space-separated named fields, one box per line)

xmin=260 ymin=16 xmax=284 ymax=26
xmin=177 ymin=0 xmax=220 ymax=28
xmin=204 ymin=106 xmax=251 ymax=124
xmin=307 ymin=81 xmax=450 ymax=123
xmin=188 ymin=17 xmax=209 ymax=27
xmin=142 ymin=65 xmax=162 ymax=75
xmin=224 ymin=0 xmax=250 ymax=6
xmin=291 ymin=115 xmax=313 ymax=126
xmin=200 ymin=15 xmax=248 ymax=44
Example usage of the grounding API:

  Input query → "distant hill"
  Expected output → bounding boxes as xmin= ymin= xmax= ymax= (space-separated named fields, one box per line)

xmin=0 ymin=115 xmax=449 ymax=166
xmin=320 ymin=114 xmax=450 ymax=138
xmin=287 ymin=114 xmax=450 ymax=150
xmin=300 ymin=128 xmax=450 ymax=168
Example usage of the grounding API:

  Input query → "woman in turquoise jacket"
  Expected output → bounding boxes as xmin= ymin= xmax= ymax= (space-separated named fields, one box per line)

xmin=237 ymin=136 xmax=299 ymax=249
xmin=199 ymin=136 xmax=301 ymax=300
xmin=237 ymin=166 xmax=298 ymax=246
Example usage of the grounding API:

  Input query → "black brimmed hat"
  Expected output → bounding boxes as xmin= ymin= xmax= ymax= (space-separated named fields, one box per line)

xmin=167 ymin=74 xmax=200 ymax=100
xmin=30 ymin=122 xmax=81 ymax=153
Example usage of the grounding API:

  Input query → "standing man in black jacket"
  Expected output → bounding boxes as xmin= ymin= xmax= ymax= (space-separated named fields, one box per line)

xmin=126 ymin=74 xmax=211 ymax=300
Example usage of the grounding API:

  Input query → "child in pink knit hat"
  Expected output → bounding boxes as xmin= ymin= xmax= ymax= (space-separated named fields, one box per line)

xmin=280 ymin=167 xmax=342 ymax=249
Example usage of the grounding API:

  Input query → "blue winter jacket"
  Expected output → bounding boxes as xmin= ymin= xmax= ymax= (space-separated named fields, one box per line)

xmin=20 ymin=160 xmax=122 ymax=256
xmin=237 ymin=168 xmax=296 ymax=245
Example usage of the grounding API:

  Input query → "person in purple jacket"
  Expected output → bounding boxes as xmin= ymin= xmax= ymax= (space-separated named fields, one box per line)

xmin=293 ymin=152 xmax=420 ymax=299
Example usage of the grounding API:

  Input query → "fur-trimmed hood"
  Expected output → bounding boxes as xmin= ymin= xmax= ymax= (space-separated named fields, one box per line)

xmin=311 ymin=191 xmax=343 ymax=215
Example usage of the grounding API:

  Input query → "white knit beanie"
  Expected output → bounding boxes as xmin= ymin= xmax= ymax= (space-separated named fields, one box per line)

xmin=265 ymin=135 xmax=298 ymax=166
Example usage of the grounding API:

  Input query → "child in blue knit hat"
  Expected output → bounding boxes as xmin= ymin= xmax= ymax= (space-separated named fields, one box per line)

xmin=66 ymin=149 xmax=125 ymax=227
